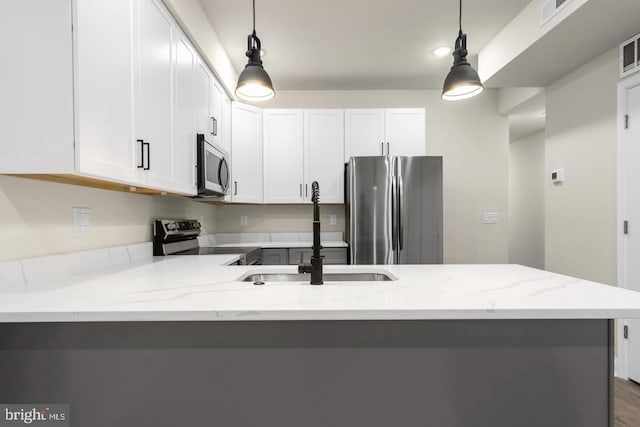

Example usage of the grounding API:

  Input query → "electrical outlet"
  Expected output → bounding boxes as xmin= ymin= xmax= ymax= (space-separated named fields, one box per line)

xmin=240 ymin=215 xmax=248 ymax=226
xmin=482 ymin=212 xmax=498 ymax=224
xmin=329 ymin=215 xmax=337 ymax=225
xmin=73 ymin=207 xmax=91 ymax=233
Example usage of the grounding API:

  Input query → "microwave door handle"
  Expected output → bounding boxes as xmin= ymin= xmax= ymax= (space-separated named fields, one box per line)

xmin=219 ymin=157 xmax=230 ymax=192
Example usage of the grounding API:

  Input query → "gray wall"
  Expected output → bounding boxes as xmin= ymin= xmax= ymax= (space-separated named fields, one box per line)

xmin=509 ymin=131 xmax=545 ymax=269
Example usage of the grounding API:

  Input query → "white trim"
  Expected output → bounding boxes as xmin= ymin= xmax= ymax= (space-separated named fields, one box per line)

xmin=616 ymin=72 xmax=640 ymax=380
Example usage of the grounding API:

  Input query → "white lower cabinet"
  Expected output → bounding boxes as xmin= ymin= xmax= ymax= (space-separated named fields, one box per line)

xmin=231 ymin=102 xmax=263 ymax=203
xmin=262 ymin=109 xmax=344 ymax=204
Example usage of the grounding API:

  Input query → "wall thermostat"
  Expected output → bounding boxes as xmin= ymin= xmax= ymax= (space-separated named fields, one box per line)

xmin=551 ymin=169 xmax=564 ymax=184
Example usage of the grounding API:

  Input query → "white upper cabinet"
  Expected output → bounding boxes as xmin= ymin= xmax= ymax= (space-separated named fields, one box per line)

xmin=221 ymin=95 xmax=232 ymax=154
xmin=2 ymin=0 xmax=216 ymax=196
xmin=134 ymin=0 xmax=175 ymax=189
xmin=344 ymin=109 xmax=385 ymax=160
xmin=385 ymin=108 xmax=426 ymax=156
xmin=210 ymin=80 xmax=224 ymax=148
xmin=231 ymin=102 xmax=263 ymax=203
xmin=263 ymin=110 xmax=305 ymax=203
xmin=194 ymin=59 xmax=211 ymax=137
xmin=172 ymin=27 xmax=197 ymax=195
xmin=1 ymin=0 xmax=74 ymax=173
xmin=344 ymin=108 xmax=425 ymax=160
xmin=194 ymin=58 xmax=229 ymax=153
xmin=304 ymin=110 xmax=345 ymax=204
xmin=74 ymin=0 xmax=138 ymax=183
xmin=262 ymin=109 xmax=344 ymax=204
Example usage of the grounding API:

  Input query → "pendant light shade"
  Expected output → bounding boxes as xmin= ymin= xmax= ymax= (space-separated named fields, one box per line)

xmin=441 ymin=0 xmax=483 ymax=101
xmin=235 ymin=0 xmax=274 ymax=102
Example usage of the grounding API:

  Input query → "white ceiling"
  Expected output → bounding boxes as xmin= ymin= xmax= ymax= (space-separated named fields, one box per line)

xmin=198 ymin=0 xmax=532 ymax=90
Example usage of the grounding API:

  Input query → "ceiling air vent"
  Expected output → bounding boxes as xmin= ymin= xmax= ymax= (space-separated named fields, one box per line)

xmin=540 ymin=0 xmax=572 ymax=26
xmin=620 ymin=34 xmax=640 ymax=78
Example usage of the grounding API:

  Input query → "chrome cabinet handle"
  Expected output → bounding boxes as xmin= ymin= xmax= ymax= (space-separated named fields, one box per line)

xmin=381 ymin=142 xmax=384 ymax=155
xmin=300 ymin=183 xmax=303 ymax=197
xmin=305 ymin=184 xmax=308 ymax=197
xmin=137 ymin=139 xmax=144 ymax=168
xmin=211 ymin=117 xmax=217 ymax=136
xmin=387 ymin=142 xmax=390 ymax=156
xmin=234 ymin=181 xmax=238 ymax=196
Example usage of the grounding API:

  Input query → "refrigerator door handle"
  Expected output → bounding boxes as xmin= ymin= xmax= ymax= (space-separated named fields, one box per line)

xmin=391 ymin=176 xmax=397 ymax=251
xmin=398 ymin=174 xmax=404 ymax=250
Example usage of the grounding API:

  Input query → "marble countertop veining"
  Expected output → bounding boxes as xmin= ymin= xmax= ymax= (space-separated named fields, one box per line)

xmin=1 ymin=259 xmax=640 ymax=322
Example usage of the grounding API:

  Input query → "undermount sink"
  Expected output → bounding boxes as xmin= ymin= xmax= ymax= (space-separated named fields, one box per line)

xmin=239 ymin=272 xmax=395 ymax=283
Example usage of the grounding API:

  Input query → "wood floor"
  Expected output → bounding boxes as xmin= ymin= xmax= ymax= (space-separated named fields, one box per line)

xmin=615 ymin=378 xmax=640 ymax=426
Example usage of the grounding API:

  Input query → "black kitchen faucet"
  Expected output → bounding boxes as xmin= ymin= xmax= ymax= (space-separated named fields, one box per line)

xmin=298 ymin=181 xmax=323 ymax=285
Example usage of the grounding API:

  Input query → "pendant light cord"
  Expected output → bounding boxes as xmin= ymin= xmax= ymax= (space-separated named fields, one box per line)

xmin=459 ymin=0 xmax=462 ymax=33
xmin=252 ymin=0 xmax=256 ymax=34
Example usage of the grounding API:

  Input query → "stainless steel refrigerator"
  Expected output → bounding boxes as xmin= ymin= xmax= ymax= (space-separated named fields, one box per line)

xmin=345 ymin=156 xmax=443 ymax=264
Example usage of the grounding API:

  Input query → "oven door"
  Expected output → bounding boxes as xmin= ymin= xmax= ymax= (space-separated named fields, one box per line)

xmin=197 ymin=134 xmax=230 ymax=196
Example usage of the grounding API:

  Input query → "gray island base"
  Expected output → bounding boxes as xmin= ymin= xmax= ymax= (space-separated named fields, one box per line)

xmin=0 ymin=319 xmax=612 ymax=427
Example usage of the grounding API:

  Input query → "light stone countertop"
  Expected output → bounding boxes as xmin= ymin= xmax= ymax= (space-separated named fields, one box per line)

xmin=212 ymin=241 xmax=348 ymax=248
xmin=1 ymin=258 xmax=640 ymax=322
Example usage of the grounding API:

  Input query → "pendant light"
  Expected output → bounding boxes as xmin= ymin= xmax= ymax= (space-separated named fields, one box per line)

xmin=441 ymin=0 xmax=483 ymax=101
xmin=235 ymin=0 xmax=275 ymax=102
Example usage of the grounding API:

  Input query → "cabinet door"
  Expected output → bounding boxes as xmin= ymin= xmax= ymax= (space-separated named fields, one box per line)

xmin=263 ymin=109 xmax=304 ymax=204
xmin=221 ymin=94 xmax=232 ymax=153
xmin=262 ymin=249 xmax=288 ymax=265
xmin=194 ymin=59 xmax=211 ymax=136
xmin=1 ymin=0 xmax=74 ymax=173
xmin=210 ymin=80 xmax=224 ymax=147
xmin=134 ymin=0 xmax=174 ymax=189
xmin=344 ymin=109 xmax=385 ymax=161
xmin=385 ymin=108 xmax=426 ymax=156
xmin=231 ymin=102 xmax=263 ymax=203
xmin=74 ymin=0 xmax=138 ymax=183
xmin=304 ymin=110 xmax=345 ymax=204
xmin=172 ymin=29 xmax=197 ymax=195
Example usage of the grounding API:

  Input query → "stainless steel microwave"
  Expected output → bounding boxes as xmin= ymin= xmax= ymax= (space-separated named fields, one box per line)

xmin=196 ymin=134 xmax=230 ymax=196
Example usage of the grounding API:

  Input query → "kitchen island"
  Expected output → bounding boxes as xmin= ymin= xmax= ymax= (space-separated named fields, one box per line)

xmin=2 ymin=258 xmax=640 ymax=426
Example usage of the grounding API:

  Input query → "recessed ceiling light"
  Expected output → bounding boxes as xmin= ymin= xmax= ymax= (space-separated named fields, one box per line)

xmin=432 ymin=46 xmax=452 ymax=57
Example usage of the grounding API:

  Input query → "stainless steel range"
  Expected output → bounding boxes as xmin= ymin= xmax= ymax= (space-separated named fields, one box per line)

xmin=153 ymin=219 xmax=262 ymax=265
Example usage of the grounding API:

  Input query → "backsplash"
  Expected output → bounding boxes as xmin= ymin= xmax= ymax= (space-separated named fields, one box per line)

xmin=211 ymin=204 xmax=345 ymax=233
xmin=0 ymin=176 xmax=217 ymax=261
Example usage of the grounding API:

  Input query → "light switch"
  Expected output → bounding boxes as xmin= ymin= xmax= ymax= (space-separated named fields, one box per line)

xmin=73 ymin=207 xmax=91 ymax=233
xmin=240 ymin=215 xmax=248 ymax=226
xmin=329 ymin=215 xmax=337 ymax=225
xmin=482 ymin=212 xmax=498 ymax=224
